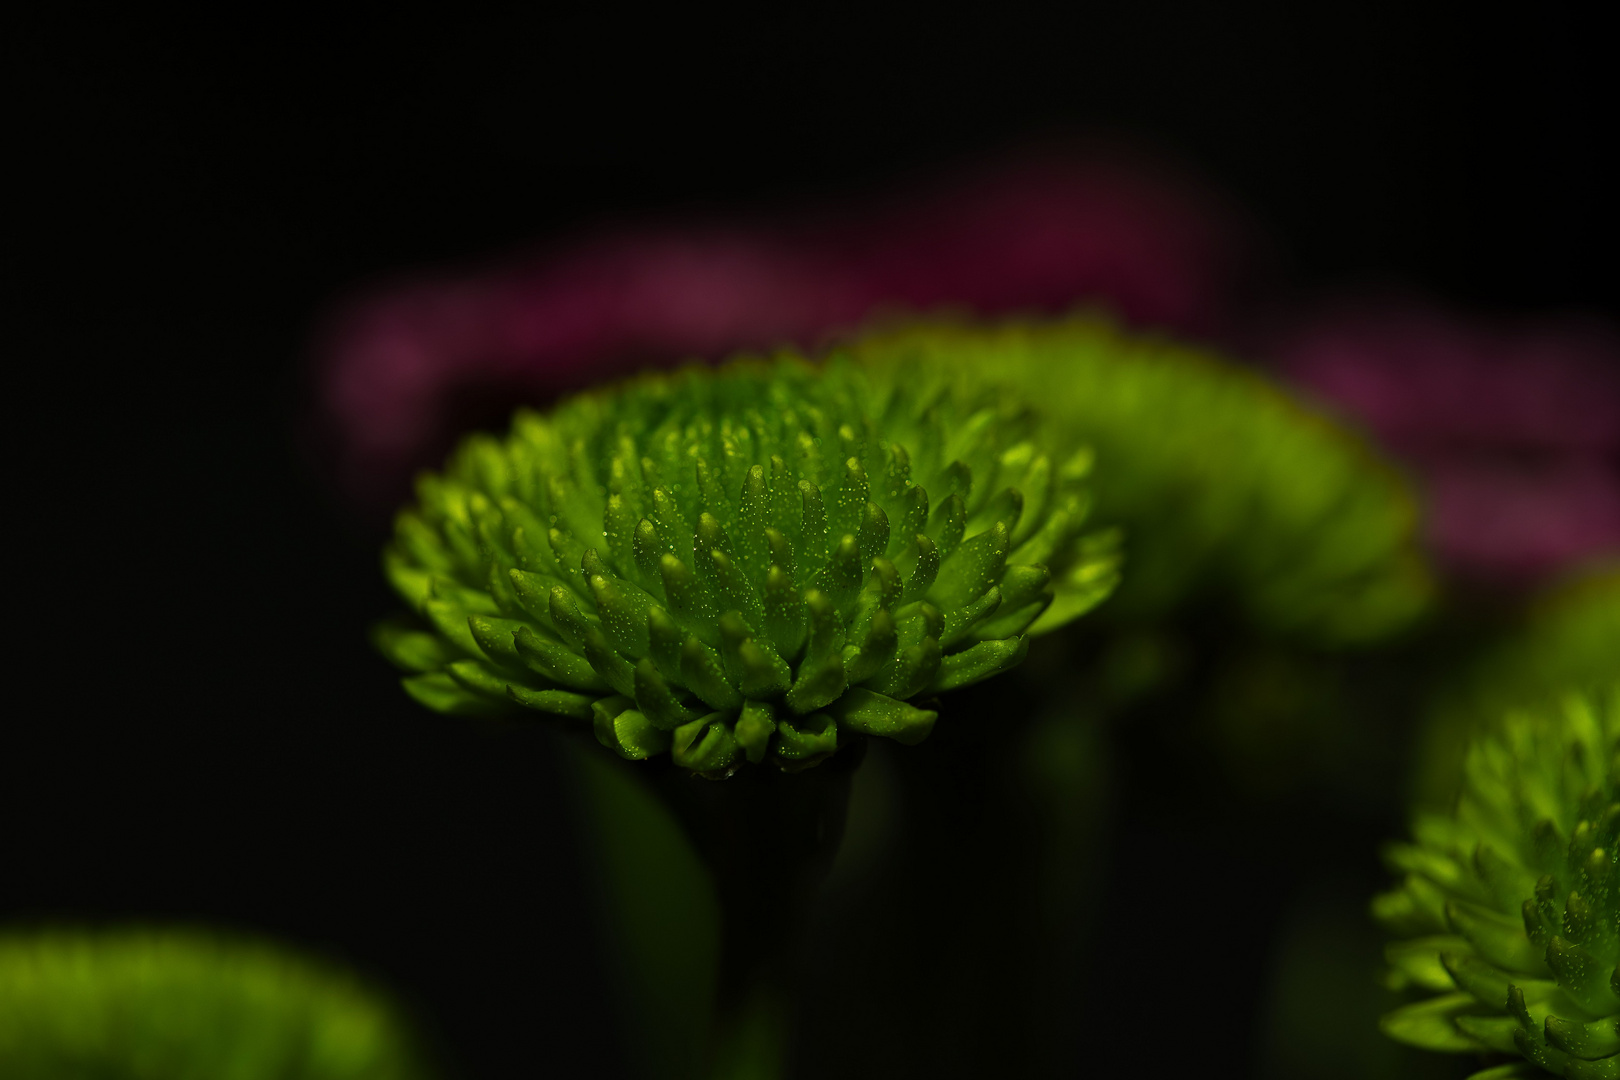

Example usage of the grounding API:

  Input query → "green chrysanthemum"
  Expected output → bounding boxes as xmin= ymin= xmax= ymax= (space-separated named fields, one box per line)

xmin=1376 ymin=686 xmax=1620 ymax=1078
xmin=0 ymin=928 xmax=431 ymax=1079
xmin=844 ymin=315 xmax=1432 ymax=645
xmin=376 ymin=357 xmax=1118 ymax=773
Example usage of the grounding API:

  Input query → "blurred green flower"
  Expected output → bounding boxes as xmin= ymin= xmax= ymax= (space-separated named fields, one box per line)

xmin=844 ymin=315 xmax=1432 ymax=646
xmin=0 ymin=928 xmax=430 ymax=1080
xmin=376 ymin=357 xmax=1118 ymax=773
xmin=1462 ymin=569 xmax=1620 ymax=710
xmin=1375 ymin=687 xmax=1620 ymax=1078
xmin=1414 ymin=568 xmax=1620 ymax=812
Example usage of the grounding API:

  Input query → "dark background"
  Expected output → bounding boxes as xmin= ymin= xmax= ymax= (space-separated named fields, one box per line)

xmin=10 ymin=6 xmax=1613 ymax=1078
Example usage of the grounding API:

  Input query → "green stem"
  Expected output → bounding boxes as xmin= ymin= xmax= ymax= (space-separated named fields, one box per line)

xmin=707 ymin=983 xmax=787 ymax=1080
xmin=566 ymin=736 xmax=863 ymax=1080
xmin=653 ymin=741 xmax=865 ymax=1079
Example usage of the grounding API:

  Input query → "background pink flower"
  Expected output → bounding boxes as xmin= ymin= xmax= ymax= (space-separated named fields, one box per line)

xmin=1273 ymin=303 xmax=1620 ymax=583
xmin=314 ymin=150 xmax=1248 ymax=511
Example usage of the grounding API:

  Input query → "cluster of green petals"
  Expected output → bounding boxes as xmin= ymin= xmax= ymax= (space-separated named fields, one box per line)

xmin=1376 ymin=687 xmax=1620 ymax=1078
xmin=844 ymin=315 xmax=1432 ymax=646
xmin=377 ymin=357 xmax=1117 ymax=773
xmin=0 ymin=928 xmax=431 ymax=1079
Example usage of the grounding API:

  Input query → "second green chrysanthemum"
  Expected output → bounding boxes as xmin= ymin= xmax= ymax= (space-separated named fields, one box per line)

xmin=1377 ymin=686 xmax=1620 ymax=1078
xmin=844 ymin=315 xmax=1432 ymax=646
xmin=376 ymin=357 xmax=1118 ymax=774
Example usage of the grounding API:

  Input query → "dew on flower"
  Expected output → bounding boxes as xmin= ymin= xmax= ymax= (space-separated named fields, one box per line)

xmin=374 ymin=355 xmax=1119 ymax=772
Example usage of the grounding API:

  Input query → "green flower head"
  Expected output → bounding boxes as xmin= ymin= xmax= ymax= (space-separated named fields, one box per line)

xmin=845 ymin=315 xmax=1432 ymax=646
xmin=0 ymin=928 xmax=431 ymax=1079
xmin=376 ymin=357 xmax=1118 ymax=774
xmin=1376 ymin=686 xmax=1620 ymax=1078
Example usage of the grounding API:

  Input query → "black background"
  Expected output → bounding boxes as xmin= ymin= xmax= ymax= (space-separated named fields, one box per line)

xmin=9 ymin=6 xmax=1613 ymax=1078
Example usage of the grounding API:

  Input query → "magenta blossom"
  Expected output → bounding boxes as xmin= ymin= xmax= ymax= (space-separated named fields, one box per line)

xmin=314 ymin=152 xmax=1246 ymax=510
xmin=1274 ymin=303 xmax=1620 ymax=583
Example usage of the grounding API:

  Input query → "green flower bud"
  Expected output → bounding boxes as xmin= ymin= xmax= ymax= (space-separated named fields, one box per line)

xmin=0 ymin=928 xmax=431 ymax=1078
xmin=1375 ymin=686 xmax=1620 ymax=1077
xmin=377 ymin=358 xmax=1118 ymax=774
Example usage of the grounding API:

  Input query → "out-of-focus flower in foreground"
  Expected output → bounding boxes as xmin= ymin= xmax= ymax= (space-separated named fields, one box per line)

xmin=0 ymin=927 xmax=432 ymax=1079
xmin=1275 ymin=304 xmax=1620 ymax=585
xmin=317 ymin=153 xmax=1245 ymax=510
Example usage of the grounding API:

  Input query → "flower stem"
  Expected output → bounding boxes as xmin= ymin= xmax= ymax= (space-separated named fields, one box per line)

xmin=651 ymin=741 xmax=866 ymax=1079
xmin=566 ymin=736 xmax=863 ymax=1079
